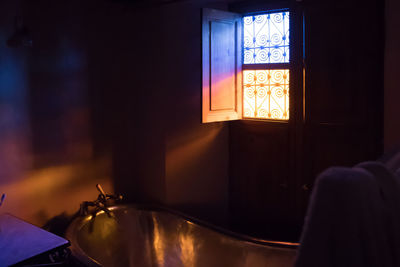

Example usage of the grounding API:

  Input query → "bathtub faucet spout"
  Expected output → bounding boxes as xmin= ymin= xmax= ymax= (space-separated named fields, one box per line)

xmin=79 ymin=184 xmax=123 ymax=217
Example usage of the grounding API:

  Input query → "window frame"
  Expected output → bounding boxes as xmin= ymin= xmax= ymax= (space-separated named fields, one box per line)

xmin=241 ymin=9 xmax=292 ymax=122
xmin=201 ymin=8 xmax=242 ymax=123
xmin=201 ymin=4 xmax=304 ymax=125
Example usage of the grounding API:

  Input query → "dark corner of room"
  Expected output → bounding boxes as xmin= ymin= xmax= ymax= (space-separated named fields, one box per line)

xmin=0 ymin=0 xmax=397 ymax=266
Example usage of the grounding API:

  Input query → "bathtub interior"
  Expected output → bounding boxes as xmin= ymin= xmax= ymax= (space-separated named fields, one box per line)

xmin=68 ymin=206 xmax=297 ymax=267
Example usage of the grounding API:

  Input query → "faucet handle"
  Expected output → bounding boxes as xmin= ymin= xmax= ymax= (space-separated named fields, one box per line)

xmin=96 ymin=184 xmax=106 ymax=198
xmin=95 ymin=184 xmax=123 ymax=202
xmin=78 ymin=185 xmax=122 ymax=218
xmin=107 ymin=193 xmax=123 ymax=201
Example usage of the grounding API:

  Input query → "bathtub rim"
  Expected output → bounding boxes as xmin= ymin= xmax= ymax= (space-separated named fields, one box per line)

xmin=65 ymin=204 xmax=298 ymax=266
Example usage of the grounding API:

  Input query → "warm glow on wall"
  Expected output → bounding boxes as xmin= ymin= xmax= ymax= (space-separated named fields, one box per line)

xmin=243 ymin=69 xmax=289 ymax=120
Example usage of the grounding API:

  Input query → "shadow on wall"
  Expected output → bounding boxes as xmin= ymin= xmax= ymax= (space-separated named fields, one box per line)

xmin=166 ymin=123 xmax=229 ymax=225
xmin=0 ymin=0 xmax=114 ymax=226
xmin=0 ymin=159 xmax=112 ymax=226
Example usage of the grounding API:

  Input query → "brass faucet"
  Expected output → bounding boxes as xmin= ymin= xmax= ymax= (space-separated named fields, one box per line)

xmin=79 ymin=184 xmax=123 ymax=218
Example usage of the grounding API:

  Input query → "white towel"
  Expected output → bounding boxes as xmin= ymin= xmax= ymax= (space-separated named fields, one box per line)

xmin=357 ymin=161 xmax=400 ymax=267
xmin=295 ymin=166 xmax=388 ymax=267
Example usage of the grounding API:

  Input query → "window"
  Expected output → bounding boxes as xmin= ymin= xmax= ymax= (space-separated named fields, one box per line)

xmin=243 ymin=12 xmax=290 ymax=64
xmin=243 ymin=69 xmax=289 ymax=120
xmin=202 ymin=8 xmax=295 ymax=123
xmin=243 ymin=12 xmax=290 ymax=121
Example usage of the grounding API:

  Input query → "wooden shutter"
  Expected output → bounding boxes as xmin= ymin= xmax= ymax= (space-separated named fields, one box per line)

xmin=202 ymin=8 xmax=242 ymax=123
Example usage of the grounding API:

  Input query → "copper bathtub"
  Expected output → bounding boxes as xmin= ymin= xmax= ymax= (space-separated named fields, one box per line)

xmin=65 ymin=205 xmax=298 ymax=267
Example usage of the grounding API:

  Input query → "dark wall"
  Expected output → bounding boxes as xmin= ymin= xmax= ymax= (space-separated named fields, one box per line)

xmin=0 ymin=0 xmax=31 ymax=184
xmin=26 ymin=0 xmax=92 ymax=166
xmin=84 ymin=0 xmax=233 ymax=225
xmin=302 ymin=0 xmax=384 ymax=186
xmin=0 ymin=0 xmax=112 ymax=226
xmin=0 ymin=0 xmax=233 ymax=227
xmin=228 ymin=0 xmax=384 ymax=241
xmin=0 ymin=0 xmax=389 ymax=238
xmin=385 ymin=0 xmax=400 ymax=150
xmin=162 ymin=1 xmax=231 ymax=224
xmin=86 ymin=1 xmax=167 ymax=205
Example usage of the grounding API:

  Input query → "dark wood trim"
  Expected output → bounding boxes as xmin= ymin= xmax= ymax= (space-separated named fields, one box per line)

xmin=229 ymin=0 xmax=292 ymax=15
xmin=243 ymin=63 xmax=291 ymax=70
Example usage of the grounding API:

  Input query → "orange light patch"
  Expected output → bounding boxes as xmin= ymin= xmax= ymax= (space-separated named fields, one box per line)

xmin=243 ymin=69 xmax=289 ymax=120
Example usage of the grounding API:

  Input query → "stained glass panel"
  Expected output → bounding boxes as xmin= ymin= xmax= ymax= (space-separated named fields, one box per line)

xmin=243 ymin=12 xmax=290 ymax=64
xmin=243 ymin=69 xmax=289 ymax=120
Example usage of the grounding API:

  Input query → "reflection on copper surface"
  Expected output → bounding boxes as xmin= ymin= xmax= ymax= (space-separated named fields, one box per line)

xmin=178 ymin=227 xmax=195 ymax=266
xmin=152 ymin=217 xmax=165 ymax=266
xmin=66 ymin=205 xmax=297 ymax=267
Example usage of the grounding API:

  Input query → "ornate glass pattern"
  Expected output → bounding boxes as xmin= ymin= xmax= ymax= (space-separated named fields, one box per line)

xmin=243 ymin=12 xmax=290 ymax=64
xmin=243 ymin=69 xmax=289 ymax=120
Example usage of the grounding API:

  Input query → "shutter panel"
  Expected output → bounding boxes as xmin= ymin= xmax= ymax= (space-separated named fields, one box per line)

xmin=202 ymin=8 xmax=242 ymax=123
